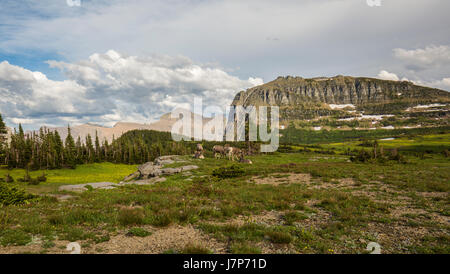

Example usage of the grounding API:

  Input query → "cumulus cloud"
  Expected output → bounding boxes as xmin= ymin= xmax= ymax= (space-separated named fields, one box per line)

xmin=393 ymin=45 xmax=450 ymax=70
xmin=377 ymin=70 xmax=410 ymax=82
xmin=377 ymin=70 xmax=399 ymax=81
xmin=414 ymin=77 xmax=450 ymax=90
xmin=378 ymin=44 xmax=450 ymax=91
xmin=0 ymin=51 xmax=263 ymax=129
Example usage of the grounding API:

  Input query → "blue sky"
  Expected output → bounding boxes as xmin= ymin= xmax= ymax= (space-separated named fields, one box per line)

xmin=1 ymin=0 xmax=450 ymax=130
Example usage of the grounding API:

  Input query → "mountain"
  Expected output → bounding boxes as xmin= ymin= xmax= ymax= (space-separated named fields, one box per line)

xmin=34 ymin=110 xmax=215 ymax=143
xmin=231 ymin=75 xmax=450 ymax=123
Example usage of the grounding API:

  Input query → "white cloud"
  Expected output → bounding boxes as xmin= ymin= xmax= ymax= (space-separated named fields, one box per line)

xmin=393 ymin=45 xmax=450 ymax=69
xmin=414 ymin=77 xmax=450 ymax=90
xmin=0 ymin=51 xmax=263 ymax=129
xmin=377 ymin=70 xmax=399 ymax=81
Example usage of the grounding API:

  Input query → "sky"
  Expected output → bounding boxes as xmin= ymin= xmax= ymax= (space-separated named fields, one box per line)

xmin=0 ymin=0 xmax=449 ymax=130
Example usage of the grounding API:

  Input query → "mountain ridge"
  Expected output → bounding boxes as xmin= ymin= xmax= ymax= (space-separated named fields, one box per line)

xmin=231 ymin=75 xmax=450 ymax=122
xmin=232 ymin=75 xmax=449 ymax=107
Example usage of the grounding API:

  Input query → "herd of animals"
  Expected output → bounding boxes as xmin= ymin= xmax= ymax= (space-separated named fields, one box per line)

xmin=194 ymin=144 xmax=253 ymax=164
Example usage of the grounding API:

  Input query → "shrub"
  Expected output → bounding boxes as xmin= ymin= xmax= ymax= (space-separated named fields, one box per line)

xmin=212 ymin=165 xmax=245 ymax=179
xmin=0 ymin=229 xmax=32 ymax=246
xmin=150 ymin=214 xmax=172 ymax=227
xmin=4 ymin=174 xmax=14 ymax=183
xmin=350 ymin=149 xmax=372 ymax=163
xmin=0 ymin=183 xmax=36 ymax=206
xmin=181 ymin=244 xmax=212 ymax=254
xmin=28 ymin=178 xmax=40 ymax=185
xmin=283 ymin=211 xmax=308 ymax=225
xmin=266 ymin=231 xmax=292 ymax=244
xmin=37 ymin=173 xmax=47 ymax=182
xmin=127 ymin=227 xmax=152 ymax=237
xmin=118 ymin=207 xmax=144 ymax=226
xmin=443 ymin=149 xmax=450 ymax=158
xmin=230 ymin=242 xmax=262 ymax=254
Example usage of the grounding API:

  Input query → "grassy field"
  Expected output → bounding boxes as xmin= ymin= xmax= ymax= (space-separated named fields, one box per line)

xmin=0 ymin=135 xmax=448 ymax=254
xmin=0 ymin=163 xmax=137 ymax=193
xmin=321 ymin=133 xmax=450 ymax=155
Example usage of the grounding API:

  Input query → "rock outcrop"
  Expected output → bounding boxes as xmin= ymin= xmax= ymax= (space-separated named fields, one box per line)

xmin=232 ymin=76 xmax=449 ymax=107
xmin=58 ymin=155 xmax=197 ymax=193
xmin=125 ymin=155 xmax=198 ymax=181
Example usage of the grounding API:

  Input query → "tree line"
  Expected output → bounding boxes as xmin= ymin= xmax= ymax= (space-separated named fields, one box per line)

xmin=0 ymin=114 xmax=192 ymax=170
xmin=0 ymin=113 xmax=263 ymax=170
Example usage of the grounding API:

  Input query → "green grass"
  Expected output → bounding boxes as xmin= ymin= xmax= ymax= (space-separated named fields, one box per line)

xmin=127 ymin=227 xmax=152 ymax=237
xmin=0 ymin=132 xmax=448 ymax=254
xmin=0 ymin=229 xmax=32 ymax=246
xmin=0 ymin=162 xmax=137 ymax=193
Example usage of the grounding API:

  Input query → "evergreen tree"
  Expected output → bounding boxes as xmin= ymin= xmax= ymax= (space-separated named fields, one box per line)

xmin=64 ymin=126 xmax=77 ymax=168
xmin=94 ymin=131 xmax=101 ymax=162
xmin=85 ymin=134 xmax=94 ymax=163
xmin=0 ymin=114 xmax=7 ymax=163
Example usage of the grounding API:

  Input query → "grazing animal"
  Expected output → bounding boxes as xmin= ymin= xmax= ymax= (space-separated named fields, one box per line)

xmin=194 ymin=150 xmax=204 ymax=159
xmin=196 ymin=144 xmax=204 ymax=151
xmin=213 ymin=145 xmax=225 ymax=158
xmin=226 ymin=147 xmax=241 ymax=161
xmin=238 ymin=149 xmax=251 ymax=164
xmin=194 ymin=143 xmax=205 ymax=159
xmin=239 ymin=158 xmax=252 ymax=164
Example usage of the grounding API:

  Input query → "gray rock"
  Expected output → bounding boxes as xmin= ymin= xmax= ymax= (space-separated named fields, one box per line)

xmin=181 ymin=165 xmax=199 ymax=171
xmin=154 ymin=155 xmax=184 ymax=166
xmin=119 ymin=177 xmax=167 ymax=186
xmin=59 ymin=182 xmax=117 ymax=192
xmin=160 ymin=167 xmax=182 ymax=175
xmin=123 ymin=171 xmax=140 ymax=182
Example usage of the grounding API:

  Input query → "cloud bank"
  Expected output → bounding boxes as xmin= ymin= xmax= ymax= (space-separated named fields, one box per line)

xmin=0 ymin=50 xmax=263 ymax=129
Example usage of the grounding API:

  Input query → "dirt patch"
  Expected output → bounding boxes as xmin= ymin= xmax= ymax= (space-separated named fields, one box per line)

xmin=418 ymin=192 xmax=448 ymax=199
xmin=207 ymin=211 xmax=284 ymax=227
xmin=251 ymin=173 xmax=312 ymax=186
xmin=365 ymin=222 xmax=432 ymax=253
xmin=0 ymin=238 xmax=72 ymax=254
xmin=84 ymin=224 xmax=226 ymax=254
xmin=0 ymin=224 xmax=226 ymax=254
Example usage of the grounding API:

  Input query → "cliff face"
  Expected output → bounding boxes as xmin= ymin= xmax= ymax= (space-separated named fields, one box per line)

xmin=231 ymin=76 xmax=450 ymax=107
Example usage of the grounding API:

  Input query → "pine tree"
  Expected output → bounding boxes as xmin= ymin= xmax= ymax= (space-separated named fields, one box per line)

xmin=53 ymin=131 xmax=64 ymax=168
xmin=0 ymin=113 xmax=7 ymax=164
xmin=85 ymin=134 xmax=94 ymax=163
xmin=64 ymin=126 xmax=77 ymax=168
xmin=94 ymin=131 xmax=101 ymax=162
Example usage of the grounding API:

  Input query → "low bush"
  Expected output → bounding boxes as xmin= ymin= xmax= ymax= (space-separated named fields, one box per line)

xmin=127 ymin=227 xmax=152 ymax=237
xmin=181 ymin=244 xmax=212 ymax=254
xmin=27 ymin=178 xmax=40 ymax=185
xmin=0 ymin=183 xmax=36 ymax=206
xmin=266 ymin=231 xmax=293 ymax=244
xmin=0 ymin=229 xmax=32 ymax=246
xmin=117 ymin=207 xmax=144 ymax=226
xmin=37 ymin=173 xmax=47 ymax=182
xmin=4 ymin=174 xmax=14 ymax=183
xmin=212 ymin=165 xmax=245 ymax=179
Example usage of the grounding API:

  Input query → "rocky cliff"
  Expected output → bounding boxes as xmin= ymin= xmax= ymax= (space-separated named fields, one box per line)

xmin=231 ymin=75 xmax=450 ymax=120
xmin=232 ymin=76 xmax=449 ymax=106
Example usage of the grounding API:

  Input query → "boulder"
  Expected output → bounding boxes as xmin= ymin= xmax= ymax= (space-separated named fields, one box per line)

xmin=119 ymin=177 xmax=167 ymax=186
xmin=181 ymin=165 xmax=199 ymax=171
xmin=59 ymin=182 xmax=117 ymax=192
xmin=137 ymin=162 xmax=162 ymax=178
xmin=123 ymin=171 xmax=140 ymax=182
xmin=154 ymin=155 xmax=183 ymax=165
